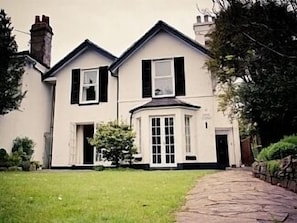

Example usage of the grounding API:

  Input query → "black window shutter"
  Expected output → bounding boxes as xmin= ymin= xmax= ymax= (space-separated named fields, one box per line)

xmin=142 ymin=60 xmax=152 ymax=98
xmin=174 ymin=57 xmax=185 ymax=96
xmin=71 ymin=69 xmax=80 ymax=104
xmin=99 ymin=66 xmax=108 ymax=102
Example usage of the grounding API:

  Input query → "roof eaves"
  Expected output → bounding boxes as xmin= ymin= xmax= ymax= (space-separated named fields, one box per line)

xmin=44 ymin=39 xmax=117 ymax=79
xmin=109 ymin=22 xmax=162 ymax=73
xmin=110 ymin=20 xmax=212 ymax=73
xmin=129 ymin=97 xmax=201 ymax=113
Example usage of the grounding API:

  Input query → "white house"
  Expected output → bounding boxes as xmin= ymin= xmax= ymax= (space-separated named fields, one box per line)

xmin=0 ymin=14 xmax=241 ymax=169
xmin=0 ymin=15 xmax=53 ymax=167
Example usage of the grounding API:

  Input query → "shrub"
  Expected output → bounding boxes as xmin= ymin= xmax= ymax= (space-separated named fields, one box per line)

xmin=257 ymin=147 xmax=270 ymax=161
xmin=0 ymin=148 xmax=8 ymax=166
xmin=89 ymin=121 xmax=136 ymax=168
xmin=281 ymin=135 xmax=297 ymax=146
xmin=12 ymin=137 xmax=35 ymax=161
xmin=6 ymin=152 xmax=22 ymax=167
xmin=268 ymin=142 xmax=297 ymax=160
xmin=257 ymin=141 xmax=297 ymax=161
xmin=266 ymin=160 xmax=281 ymax=176
xmin=0 ymin=148 xmax=22 ymax=168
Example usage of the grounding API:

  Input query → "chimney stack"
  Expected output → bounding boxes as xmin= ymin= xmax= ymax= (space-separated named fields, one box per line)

xmin=30 ymin=15 xmax=53 ymax=68
xmin=193 ymin=14 xmax=215 ymax=46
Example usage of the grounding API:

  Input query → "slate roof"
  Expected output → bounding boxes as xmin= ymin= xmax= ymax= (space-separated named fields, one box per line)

xmin=109 ymin=20 xmax=211 ymax=74
xmin=15 ymin=51 xmax=50 ymax=68
xmin=129 ymin=97 xmax=201 ymax=113
xmin=44 ymin=39 xmax=117 ymax=79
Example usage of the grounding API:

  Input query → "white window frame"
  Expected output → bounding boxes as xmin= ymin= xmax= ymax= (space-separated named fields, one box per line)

xmin=79 ymin=69 xmax=99 ymax=104
xmin=185 ymin=115 xmax=192 ymax=154
xmin=136 ymin=117 xmax=142 ymax=154
xmin=152 ymin=59 xmax=175 ymax=98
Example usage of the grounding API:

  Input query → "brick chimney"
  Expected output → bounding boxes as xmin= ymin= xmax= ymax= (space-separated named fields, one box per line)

xmin=30 ymin=15 xmax=53 ymax=68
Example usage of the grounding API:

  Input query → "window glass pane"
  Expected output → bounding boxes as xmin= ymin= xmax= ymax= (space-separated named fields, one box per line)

xmin=185 ymin=116 xmax=191 ymax=153
xmin=80 ymin=69 xmax=98 ymax=103
xmin=154 ymin=78 xmax=173 ymax=96
xmin=84 ymin=71 xmax=97 ymax=84
xmin=82 ymin=86 xmax=96 ymax=101
xmin=155 ymin=61 xmax=171 ymax=77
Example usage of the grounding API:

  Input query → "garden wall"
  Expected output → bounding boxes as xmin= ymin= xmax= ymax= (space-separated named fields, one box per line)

xmin=252 ymin=155 xmax=297 ymax=193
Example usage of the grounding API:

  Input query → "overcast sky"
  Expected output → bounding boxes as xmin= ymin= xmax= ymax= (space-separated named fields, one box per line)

xmin=1 ymin=0 xmax=214 ymax=65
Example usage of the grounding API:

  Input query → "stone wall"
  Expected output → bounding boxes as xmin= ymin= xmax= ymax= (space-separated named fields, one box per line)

xmin=252 ymin=155 xmax=297 ymax=193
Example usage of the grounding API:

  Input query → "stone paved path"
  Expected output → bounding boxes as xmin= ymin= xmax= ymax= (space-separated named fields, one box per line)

xmin=176 ymin=169 xmax=297 ymax=223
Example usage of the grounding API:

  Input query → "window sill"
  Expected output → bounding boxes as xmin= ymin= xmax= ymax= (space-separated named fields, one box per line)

xmin=78 ymin=101 xmax=100 ymax=106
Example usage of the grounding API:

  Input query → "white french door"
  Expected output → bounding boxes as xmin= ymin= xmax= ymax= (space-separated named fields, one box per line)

xmin=151 ymin=116 xmax=176 ymax=167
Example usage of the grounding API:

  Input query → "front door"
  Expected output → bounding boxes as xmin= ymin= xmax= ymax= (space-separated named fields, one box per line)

xmin=215 ymin=134 xmax=229 ymax=169
xmin=151 ymin=116 xmax=176 ymax=167
xmin=83 ymin=125 xmax=94 ymax=164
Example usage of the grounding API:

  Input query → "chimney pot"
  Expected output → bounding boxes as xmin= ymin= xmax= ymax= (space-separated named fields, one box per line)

xmin=196 ymin=15 xmax=201 ymax=23
xmin=35 ymin=16 xmax=40 ymax=23
xmin=42 ymin=15 xmax=50 ymax=25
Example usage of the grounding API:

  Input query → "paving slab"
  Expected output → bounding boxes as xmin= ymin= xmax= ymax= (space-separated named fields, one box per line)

xmin=176 ymin=169 xmax=297 ymax=223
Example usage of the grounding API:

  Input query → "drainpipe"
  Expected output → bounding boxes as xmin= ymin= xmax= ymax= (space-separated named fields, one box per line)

xmin=129 ymin=110 xmax=134 ymax=129
xmin=116 ymin=69 xmax=119 ymax=123
xmin=48 ymin=83 xmax=56 ymax=169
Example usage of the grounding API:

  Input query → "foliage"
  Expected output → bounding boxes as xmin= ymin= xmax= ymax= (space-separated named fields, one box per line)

xmin=208 ymin=0 xmax=297 ymax=146
xmin=257 ymin=141 xmax=297 ymax=161
xmin=6 ymin=152 xmax=22 ymax=167
xmin=0 ymin=147 xmax=22 ymax=168
xmin=0 ymin=148 xmax=8 ymax=162
xmin=89 ymin=121 xmax=136 ymax=167
xmin=0 ymin=170 xmax=216 ymax=223
xmin=281 ymin=135 xmax=297 ymax=145
xmin=0 ymin=9 xmax=25 ymax=115
xmin=266 ymin=159 xmax=281 ymax=176
xmin=12 ymin=137 xmax=35 ymax=161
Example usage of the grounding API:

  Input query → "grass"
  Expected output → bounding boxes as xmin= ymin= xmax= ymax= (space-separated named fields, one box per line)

xmin=0 ymin=169 xmax=215 ymax=223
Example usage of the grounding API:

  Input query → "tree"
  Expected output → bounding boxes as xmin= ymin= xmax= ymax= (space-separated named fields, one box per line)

xmin=207 ymin=0 xmax=297 ymax=146
xmin=89 ymin=121 xmax=136 ymax=167
xmin=0 ymin=9 xmax=25 ymax=115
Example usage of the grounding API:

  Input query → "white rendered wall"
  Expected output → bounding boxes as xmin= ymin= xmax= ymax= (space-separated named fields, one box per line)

xmin=51 ymin=50 xmax=117 ymax=166
xmin=118 ymin=32 xmax=217 ymax=164
xmin=0 ymin=62 xmax=51 ymax=165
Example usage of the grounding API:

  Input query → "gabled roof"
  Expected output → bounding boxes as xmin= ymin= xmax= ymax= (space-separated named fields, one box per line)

xmin=44 ymin=39 xmax=117 ymax=79
xmin=129 ymin=97 xmax=200 ymax=113
xmin=110 ymin=20 xmax=211 ymax=73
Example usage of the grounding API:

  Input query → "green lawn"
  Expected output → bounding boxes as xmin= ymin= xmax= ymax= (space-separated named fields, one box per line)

xmin=0 ymin=169 xmax=215 ymax=223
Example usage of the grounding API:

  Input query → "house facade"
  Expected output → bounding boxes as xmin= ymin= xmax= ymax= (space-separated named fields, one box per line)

xmin=0 ymin=15 xmax=241 ymax=169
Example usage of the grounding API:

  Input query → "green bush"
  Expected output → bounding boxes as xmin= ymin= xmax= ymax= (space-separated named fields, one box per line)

xmin=6 ymin=152 xmax=22 ymax=167
xmin=0 ymin=148 xmax=8 ymax=167
xmin=257 ymin=141 xmax=297 ymax=161
xmin=12 ymin=137 xmax=35 ymax=161
xmin=257 ymin=147 xmax=270 ymax=161
xmin=281 ymin=135 xmax=297 ymax=146
xmin=268 ymin=142 xmax=297 ymax=160
xmin=267 ymin=160 xmax=281 ymax=176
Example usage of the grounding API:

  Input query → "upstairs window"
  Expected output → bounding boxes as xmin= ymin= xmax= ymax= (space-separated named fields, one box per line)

xmin=152 ymin=60 xmax=175 ymax=97
xmin=80 ymin=69 xmax=99 ymax=103
xmin=70 ymin=66 xmax=108 ymax=105
xmin=142 ymin=57 xmax=185 ymax=98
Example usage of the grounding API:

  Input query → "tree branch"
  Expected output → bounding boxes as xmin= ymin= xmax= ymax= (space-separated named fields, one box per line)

xmin=242 ymin=32 xmax=297 ymax=59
